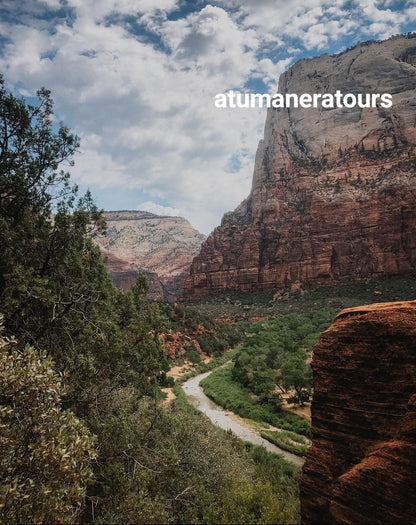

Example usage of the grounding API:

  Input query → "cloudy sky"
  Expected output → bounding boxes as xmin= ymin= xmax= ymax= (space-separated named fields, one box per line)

xmin=1 ymin=1 xmax=415 ymax=233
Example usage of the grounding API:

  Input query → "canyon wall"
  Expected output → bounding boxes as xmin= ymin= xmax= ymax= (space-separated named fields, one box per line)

xmin=300 ymin=301 xmax=416 ymax=525
xmin=96 ymin=211 xmax=205 ymax=299
xmin=183 ymin=34 xmax=416 ymax=300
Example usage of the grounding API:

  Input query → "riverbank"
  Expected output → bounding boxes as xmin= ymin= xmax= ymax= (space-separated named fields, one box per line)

xmin=182 ymin=371 xmax=305 ymax=467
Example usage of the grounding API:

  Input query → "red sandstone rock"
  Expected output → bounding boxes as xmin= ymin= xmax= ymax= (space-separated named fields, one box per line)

xmin=300 ymin=301 xmax=416 ymax=525
xmin=183 ymin=34 xmax=416 ymax=300
xmin=101 ymin=249 xmax=164 ymax=299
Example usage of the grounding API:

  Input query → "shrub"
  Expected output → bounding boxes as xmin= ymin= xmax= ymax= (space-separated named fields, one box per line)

xmin=0 ymin=318 xmax=96 ymax=524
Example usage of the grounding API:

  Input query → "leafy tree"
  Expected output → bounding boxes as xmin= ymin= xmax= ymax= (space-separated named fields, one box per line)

xmin=0 ymin=316 xmax=96 ymax=524
xmin=233 ymin=344 xmax=281 ymax=397
xmin=280 ymin=352 xmax=312 ymax=406
xmin=85 ymin=389 xmax=300 ymax=525
xmin=185 ymin=344 xmax=202 ymax=365
xmin=0 ymin=75 xmax=106 ymax=350
xmin=0 ymin=79 xmax=166 ymax=403
xmin=131 ymin=273 xmax=149 ymax=302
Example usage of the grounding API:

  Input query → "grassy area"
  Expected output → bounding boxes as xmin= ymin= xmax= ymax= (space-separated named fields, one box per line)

xmin=260 ymin=430 xmax=310 ymax=457
xmin=200 ymin=364 xmax=311 ymax=437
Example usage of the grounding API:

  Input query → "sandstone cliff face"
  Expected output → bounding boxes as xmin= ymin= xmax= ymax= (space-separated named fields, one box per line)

xmin=99 ymin=250 xmax=165 ymax=299
xmin=300 ymin=301 xmax=416 ymax=525
xmin=96 ymin=211 xmax=205 ymax=299
xmin=183 ymin=34 xmax=416 ymax=300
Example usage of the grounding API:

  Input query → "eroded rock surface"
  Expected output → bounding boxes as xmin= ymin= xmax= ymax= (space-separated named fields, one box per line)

xmin=300 ymin=301 xmax=416 ymax=525
xmin=183 ymin=34 xmax=416 ymax=300
xmin=96 ymin=211 xmax=205 ymax=299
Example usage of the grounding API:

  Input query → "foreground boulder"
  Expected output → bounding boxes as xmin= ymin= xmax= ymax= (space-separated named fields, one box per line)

xmin=301 ymin=301 xmax=416 ymax=524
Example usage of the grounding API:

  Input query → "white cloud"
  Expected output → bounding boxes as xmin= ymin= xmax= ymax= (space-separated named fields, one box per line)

xmin=215 ymin=0 xmax=412 ymax=49
xmin=158 ymin=5 xmax=259 ymax=86
xmin=137 ymin=201 xmax=182 ymax=217
xmin=65 ymin=0 xmax=179 ymax=20
xmin=0 ymin=1 xmax=413 ymax=234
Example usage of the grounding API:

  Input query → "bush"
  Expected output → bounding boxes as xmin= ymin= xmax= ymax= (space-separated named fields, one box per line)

xmin=0 ymin=319 xmax=96 ymax=524
xmin=185 ymin=344 xmax=202 ymax=364
xmin=260 ymin=430 xmax=309 ymax=457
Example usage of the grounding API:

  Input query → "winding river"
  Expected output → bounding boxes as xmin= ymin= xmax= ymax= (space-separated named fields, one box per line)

xmin=182 ymin=370 xmax=305 ymax=467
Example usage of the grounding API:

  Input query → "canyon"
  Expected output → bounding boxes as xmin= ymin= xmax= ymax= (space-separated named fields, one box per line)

xmin=183 ymin=34 xmax=416 ymax=300
xmin=300 ymin=301 xmax=416 ymax=524
xmin=95 ymin=211 xmax=205 ymax=299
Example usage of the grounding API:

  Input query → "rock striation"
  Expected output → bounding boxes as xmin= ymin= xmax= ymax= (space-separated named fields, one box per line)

xmin=300 ymin=300 xmax=416 ymax=525
xmin=183 ymin=34 xmax=416 ymax=300
xmin=95 ymin=211 xmax=205 ymax=299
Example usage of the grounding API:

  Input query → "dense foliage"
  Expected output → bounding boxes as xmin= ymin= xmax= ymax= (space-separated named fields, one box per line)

xmin=160 ymin=301 xmax=241 ymax=357
xmin=233 ymin=311 xmax=336 ymax=405
xmin=188 ymin=274 xmax=416 ymax=320
xmin=0 ymin=317 xmax=95 ymax=524
xmin=201 ymin=365 xmax=311 ymax=436
xmin=87 ymin=389 xmax=301 ymax=524
xmin=200 ymin=311 xmax=337 ymax=445
xmin=0 ymin=78 xmax=301 ymax=524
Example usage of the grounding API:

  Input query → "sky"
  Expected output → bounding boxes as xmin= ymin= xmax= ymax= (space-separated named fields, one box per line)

xmin=0 ymin=1 xmax=415 ymax=234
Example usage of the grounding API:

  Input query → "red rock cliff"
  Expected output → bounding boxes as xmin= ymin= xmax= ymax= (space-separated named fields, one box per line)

xmin=300 ymin=301 xmax=416 ymax=525
xmin=183 ymin=34 xmax=416 ymax=300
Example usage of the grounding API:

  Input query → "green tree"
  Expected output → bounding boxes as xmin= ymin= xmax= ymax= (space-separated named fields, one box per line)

xmin=0 ymin=317 xmax=96 ymax=524
xmin=0 ymin=75 xmax=107 ymax=350
xmin=0 ymin=78 xmax=164 ymax=402
xmin=233 ymin=346 xmax=277 ymax=397
xmin=280 ymin=352 xmax=312 ymax=406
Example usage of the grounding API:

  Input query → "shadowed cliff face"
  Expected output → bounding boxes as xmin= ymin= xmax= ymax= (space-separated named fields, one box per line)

xmin=300 ymin=301 xmax=416 ymax=525
xmin=183 ymin=34 xmax=416 ymax=300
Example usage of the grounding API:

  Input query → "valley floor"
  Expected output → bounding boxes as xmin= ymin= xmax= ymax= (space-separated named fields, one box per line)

xmin=182 ymin=369 xmax=305 ymax=466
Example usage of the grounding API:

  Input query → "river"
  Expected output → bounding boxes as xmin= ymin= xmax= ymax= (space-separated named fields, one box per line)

xmin=182 ymin=370 xmax=305 ymax=467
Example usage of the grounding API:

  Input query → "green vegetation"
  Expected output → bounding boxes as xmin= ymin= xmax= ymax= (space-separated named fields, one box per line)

xmin=176 ymin=346 xmax=240 ymax=384
xmin=201 ymin=365 xmax=311 ymax=437
xmin=234 ymin=310 xmax=335 ymax=405
xmin=4 ymin=75 xmax=416 ymax=524
xmin=200 ymin=311 xmax=337 ymax=451
xmin=0 ymin=78 xmax=301 ymax=524
xmin=0 ymin=318 xmax=95 ymax=524
xmin=84 ymin=385 xmax=301 ymax=524
xmin=260 ymin=430 xmax=309 ymax=457
xmin=184 ymin=344 xmax=202 ymax=364
xmin=170 ymin=385 xmax=301 ymax=523
xmin=280 ymin=352 xmax=312 ymax=406
xmin=159 ymin=301 xmax=241 ymax=357
xmin=188 ymin=274 xmax=416 ymax=320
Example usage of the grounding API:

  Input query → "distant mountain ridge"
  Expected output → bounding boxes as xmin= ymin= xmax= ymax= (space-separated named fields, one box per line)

xmin=183 ymin=33 xmax=416 ymax=300
xmin=95 ymin=211 xmax=205 ymax=299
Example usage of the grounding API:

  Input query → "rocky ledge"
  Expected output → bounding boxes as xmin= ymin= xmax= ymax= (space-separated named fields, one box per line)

xmin=300 ymin=300 xmax=416 ymax=524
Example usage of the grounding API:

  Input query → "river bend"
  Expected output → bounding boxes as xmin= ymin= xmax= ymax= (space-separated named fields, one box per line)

xmin=182 ymin=371 xmax=304 ymax=467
